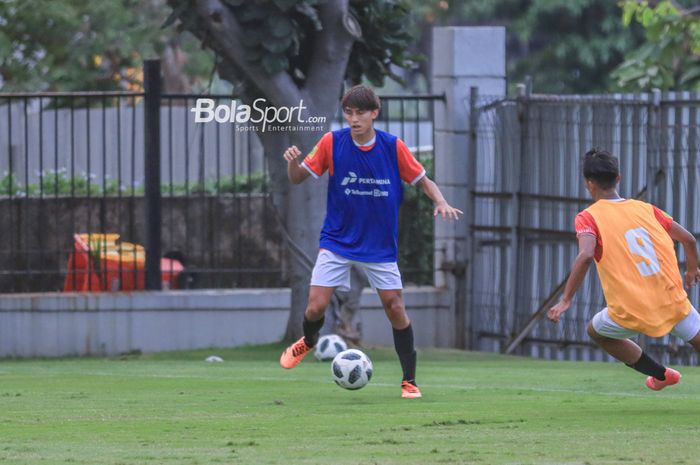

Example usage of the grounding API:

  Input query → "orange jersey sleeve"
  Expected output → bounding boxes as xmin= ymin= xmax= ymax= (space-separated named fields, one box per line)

xmin=301 ymin=132 xmax=333 ymax=177
xmin=652 ymin=205 xmax=673 ymax=231
xmin=396 ymin=139 xmax=426 ymax=185
xmin=575 ymin=211 xmax=603 ymax=261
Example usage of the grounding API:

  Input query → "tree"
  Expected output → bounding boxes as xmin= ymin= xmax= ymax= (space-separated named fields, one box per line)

xmin=0 ymin=0 xmax=213 ymax=92
xmin=407 ymin=0 xmax=645 ymax=94
xmin=164 ymin=0 xmax=418 ymax=340
xmin=612 ymin=0 xmax=700 ymax=91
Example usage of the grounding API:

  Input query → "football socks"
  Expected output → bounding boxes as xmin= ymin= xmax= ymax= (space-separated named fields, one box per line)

xmin=627 ymin=351 xmax=666 ymax=380
xmin=393 ymin=324 xmax=417 ymax=384
xmin=302 ymin=315 xmax=325 ymax=348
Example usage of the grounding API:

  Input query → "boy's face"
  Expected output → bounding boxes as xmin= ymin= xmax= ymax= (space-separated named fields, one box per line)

xmin=343 ymin=107 xmax=379 ymax=138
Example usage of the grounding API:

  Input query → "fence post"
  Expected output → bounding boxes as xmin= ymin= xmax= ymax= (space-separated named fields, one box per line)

xmin=647 ymin=88 xmax=662 ymax=204
xmin=144 ymin=59 xmax=162 ymax=290
xmin=503 ymin=83 xmax=529 ymax=352
xmin=464 ymin=86 xmax=479 ymax=349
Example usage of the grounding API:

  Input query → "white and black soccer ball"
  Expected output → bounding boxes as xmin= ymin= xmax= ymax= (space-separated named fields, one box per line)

xmin=314 ymin=334 xmax=348 ymax=361
xmin=331 ymin=349 xmax=373 ymax=390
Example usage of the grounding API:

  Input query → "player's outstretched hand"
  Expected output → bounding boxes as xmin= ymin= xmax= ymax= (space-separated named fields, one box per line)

xmin=283 ymin=145 xmax=302 ymax=163
xmin=685 ymin=268 xmax=700 ymax=288
xmin=547 ymin=300 xmax=571 ymax=323
xmin=434 ymin=202 xmax=463 ymax=221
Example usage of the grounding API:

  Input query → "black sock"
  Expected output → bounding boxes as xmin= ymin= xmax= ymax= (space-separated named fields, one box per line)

xmin=393 ymin=324 xmax=417 ymax=384
xmin=302 ymin=316 xmax=324 ymax=348
xmin=626 ymin=352 xmax=666 ymax=380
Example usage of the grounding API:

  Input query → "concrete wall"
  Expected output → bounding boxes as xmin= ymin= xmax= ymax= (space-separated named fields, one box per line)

xmin=0 ymin=287 xmax=451 ymax=358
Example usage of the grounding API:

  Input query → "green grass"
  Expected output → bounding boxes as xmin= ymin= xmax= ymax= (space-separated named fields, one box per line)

xmin=1 ymin=344 xmax=699 ymax=465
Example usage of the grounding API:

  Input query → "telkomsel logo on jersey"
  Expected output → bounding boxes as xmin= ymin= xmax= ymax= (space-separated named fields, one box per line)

xmin=341 ymin=172 xmax=390 ymax=197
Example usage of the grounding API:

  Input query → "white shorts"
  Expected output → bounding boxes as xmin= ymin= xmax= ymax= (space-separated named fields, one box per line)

xmin=591 ymin=304 xmax=700 ymax=342
xmin=310 ymin=249 xmax=403 ymax=291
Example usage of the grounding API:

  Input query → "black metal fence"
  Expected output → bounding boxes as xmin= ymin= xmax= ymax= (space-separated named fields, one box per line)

xmin=0 ymin=62 xmax=439 ymax=293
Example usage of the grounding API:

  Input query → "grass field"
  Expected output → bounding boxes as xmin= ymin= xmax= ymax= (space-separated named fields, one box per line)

xmin=1 ymin=344 xmax=699 ymax=465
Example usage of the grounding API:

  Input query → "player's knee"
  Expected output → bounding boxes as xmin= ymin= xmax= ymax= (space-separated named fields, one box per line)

xmin=305 ymin=306 xmax=326 ymax=321
xmin=306 ymin=297 xmax=329 ymax=319
xmin=688 ymin=329 xmax=700 ymax=352
xmin=587 ymin=322 xmax=603 ymax=342
xmin=384 ymin=296 xmax=406 ymax=319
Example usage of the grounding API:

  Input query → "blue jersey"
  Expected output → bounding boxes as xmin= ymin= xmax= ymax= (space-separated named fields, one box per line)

xmin=319 ymin=128 xmax=404 ymax=262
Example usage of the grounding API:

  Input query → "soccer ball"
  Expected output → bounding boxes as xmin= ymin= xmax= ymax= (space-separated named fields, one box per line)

xmin=331 ymin=349 xmax=373 ymax=390
xmin=314 ymin=334 xmax=348 ymax=361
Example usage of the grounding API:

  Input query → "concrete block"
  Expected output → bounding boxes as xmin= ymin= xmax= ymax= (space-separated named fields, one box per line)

xmin=434 ymin=131 xmax=469 ymax=185
xmin=432 ymin=76 xmax=470 ymax=133
xmin=433 ymin=27 xmax=506 ymax=78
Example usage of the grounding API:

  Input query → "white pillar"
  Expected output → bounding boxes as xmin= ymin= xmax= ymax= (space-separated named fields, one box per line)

xmin=431 ymin=26 xmax=506 ymax=347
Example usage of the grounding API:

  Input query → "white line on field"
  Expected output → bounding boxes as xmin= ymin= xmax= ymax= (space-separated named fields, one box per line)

xmin=3 ymin=371 xmax=698 ymax=400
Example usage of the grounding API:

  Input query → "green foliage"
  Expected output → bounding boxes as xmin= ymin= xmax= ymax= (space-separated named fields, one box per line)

xmin=0 ymin=170 xmax=269 ymax=197
xmin=613 ymin=1 xmax=700 ymax=91
xmin=1 ymin=170 xmax=128 ymax=197
xmin=0 ymin=0 xmax=214 ymax=91
xmin=398 ymin=155 xmax=433 ymax=285
xmin=410 ymin=0 xmax=644 ymax=94
xmin=496 ymin=0 xmax=643 ymax=93
xmin=346 ymin=1 xmax=422 ymax=86
xmin=0 ymin=172 xmax=21 ymax=196
xmin=42 ymin=170 xmax=130 ymax=197
xmin=165 ymin=0 xmax=420 ymax=92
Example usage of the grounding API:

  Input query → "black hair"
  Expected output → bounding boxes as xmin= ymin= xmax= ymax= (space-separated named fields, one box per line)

xmin=341 ymin=85 xmax=380 ymax=111
xmin=583 ymin=149 xmax=619 ymax=189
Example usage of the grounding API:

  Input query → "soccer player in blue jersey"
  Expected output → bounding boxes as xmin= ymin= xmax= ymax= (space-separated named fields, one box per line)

xmin=279 ymin=85 xmax=462 ymax=398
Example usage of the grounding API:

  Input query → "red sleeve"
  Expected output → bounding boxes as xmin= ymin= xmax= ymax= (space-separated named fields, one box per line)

xmin=575 ymin=211 xmax=599 ymax=238
xmin=652 ymin=205 xmax=673 ymax=231
xmin=302 ymin=132 xmax=333 ymax=177
xmin=396 ymin=139 xmax=425 ymax=185
xmin=575 ymin=211 xmax=603 ymax=261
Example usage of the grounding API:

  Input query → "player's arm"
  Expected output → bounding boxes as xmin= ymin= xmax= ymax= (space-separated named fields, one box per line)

xmin=667 ymin=221 xmax=700 ymax=288
xmin=547 ymin=234 xmax=597 ymax=323
xmin=283 ymin=145 xmax=311 ymax=184
xmin=416 ymin=176 xmax=463 ymax=220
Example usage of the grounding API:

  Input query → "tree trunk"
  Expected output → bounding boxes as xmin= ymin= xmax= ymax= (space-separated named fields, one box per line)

xmin=258 ymin=130 xmax=328 ymax=341
xmin=160 ymin=38 xmax=193 ymax=94
xmin=333 ymin=266 xmax=367 ymax=345
xmin=185 ymin=0 xmax=356 ymax=341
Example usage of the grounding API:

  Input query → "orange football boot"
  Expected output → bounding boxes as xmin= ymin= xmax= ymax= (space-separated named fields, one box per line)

xmin=645 ymin=367 xmax=681 ymax=391
xmin=280 ymin=337 xmax=312 ymax=369
xmin=401 ymin=381 xmax=422 ymax=399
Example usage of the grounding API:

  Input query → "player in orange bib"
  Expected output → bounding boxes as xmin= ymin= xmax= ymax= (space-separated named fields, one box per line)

xmin=548 ymin=149 xmax=700 ymax=390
